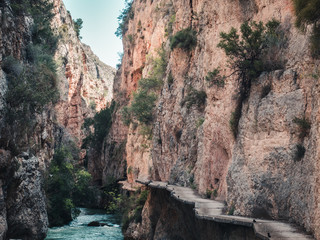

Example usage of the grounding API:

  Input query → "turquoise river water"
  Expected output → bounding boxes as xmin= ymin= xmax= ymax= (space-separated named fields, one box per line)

xmin=45 ymin=208 xmax=124 ymax=240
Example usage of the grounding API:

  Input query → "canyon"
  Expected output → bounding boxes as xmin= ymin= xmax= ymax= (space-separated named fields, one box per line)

xmin=105 ymin=0 xmax=320 ymax=239
xmin=0 ymin=0 xmax=320 ymax=239
xmin=0 ymin=0 xmax=114 ymax=239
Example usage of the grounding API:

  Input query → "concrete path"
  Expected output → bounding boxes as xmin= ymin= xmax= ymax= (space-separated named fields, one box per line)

xmin=136 ymin=179 xmax=314 ymax=240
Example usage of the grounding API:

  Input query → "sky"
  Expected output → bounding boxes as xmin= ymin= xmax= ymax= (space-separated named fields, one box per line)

xmin=64 ymin=0 xmax=126 ymax=68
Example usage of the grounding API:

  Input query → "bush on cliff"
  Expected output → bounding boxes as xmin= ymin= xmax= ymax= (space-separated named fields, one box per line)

xmin=115 ymin=0 xmax=134 ymax=38
xmin=26 ymin=0 xmax=58 ymax=54
xmin=181 ymin=88 xmax=207 ymax=110
xmin=131 ymin=90 xmax=157 ymax=124
xmin=206 ymin=68 xmax=226 ymax=88
xmin=82 ymin=101 xmax=115 ymax=150
xmin=121 ymin=46 xmax=167 ymax=126
xmin=293 ymin=0 xmax=320 ymax=57
xmin=293 ymin=117 xmax=311 ymax=139
xmin=170 ymin=28 xmax=197 ymax=51
xmin=122 ymin=189 xmax=149 ymax=231
xmin=73 ymin=18 xmax=83 ymax=39
xmin=218 ymin=20 xmax=282 ymax=98
xmin=1 ymin=0 xmax=59 ymax=154
xmin=217 ymin=19 xmax=284 ymax=137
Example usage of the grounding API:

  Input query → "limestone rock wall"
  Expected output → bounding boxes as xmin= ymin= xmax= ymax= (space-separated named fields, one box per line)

xmin=0 ymin=0 xmax=115 ymax=239
xmin=52 ymin=0 xmax=116 ymax=143
xmin=0 ymin=2 xmax=51 ymax=238
xmin=6 ymin=156 xmax=48 ymax=240
xmin=111 ymin=0 xmax=320 ymax=238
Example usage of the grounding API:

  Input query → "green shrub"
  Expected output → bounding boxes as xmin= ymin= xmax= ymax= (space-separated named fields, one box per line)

xmin=263 ymin=20 xmax=288 ymax=70
xmin=219 ymin=20 xmax=283 ymax=138
xmin=4 ymin=57 xmax=59 ymax=120
xmin=121 ymin=47 xmax=167 ymax=126
xmin=205 ymin=189 xmax=218 ymax=199
xmin=227 ymin=204 xmax=235 ymax=215
xmin=170 ymin=28 xmax=197 ymax=51
xmin=206 ymin=68 xmax=226 ymax=88
xmin=121 ymin=89 xmax=157 ymax=126
xmin=45 ymin=146 xmax=94 ymax=227
xmin=131 ymin=90 xmax=157 ymax=124
xmin=106 ymin=191 xmax=123 ymax=214
xmin=293 ymin=117 xmax=311 ymax=139
xmin=294 ymin=144 xmax=306 ymax=161
xmin=229 ymin=103 xmax=242 ymax=138
xmin=206 ymin=189 xmax=213 ymax=199
xmin=213 ymin=189 xmax=218 ymax=198
xmin=189 ymin=174 xmax=197 ymax=189
xmin=139 ymin=124 xmax=153 ymax=139
xmin=127 ymin=166 xmax=133 ymax=174
xmin=138 ymin=78 xmax=163 ymax=91
xmin=26 ymin=44 xmax=57 ymax=72
xmin=218 ymin=20 xmax=281 ymax=98
xmin=29 ymin=1 xmax=58 ymax=54
xmin=121 ymin=106 xmax=132 ymax=126
xmin=293 ymin=0 xmax=320 ymax=57
xmin=293 ymin=0 xmax=320 ymax=30
xmin=82 ymin=101 xmax=115 ymax=150
xmin=182 ymin=88 xmax=207 ymax=109
xmin=165 ymin=14 xmax=176 ymax=37
xmin=132 ymin=206 xmax=143 ymax=223
xmin=127 ymin=34 xmax=135 ymax=45
xmin=1 ymin=0 xmax=59 ymax=153
xmin=73 ymin=18 xmax=83 ymax=39
xmin=1 ymin=56 xmax=23 ymax=75
xmin=115 ymin=0 xmax=134 ymax=38
xmin=189 ymin=174 xmax=194 ymax=184
xmin=196 ymin=118 xmax=205 ymax=128
xmin=121 ymin=189 xmax=149 ymax=231
xmin=150 ymin=45 xmax=168 ymax=80
xmin=137 ymin=190 xmax=149 ymax=205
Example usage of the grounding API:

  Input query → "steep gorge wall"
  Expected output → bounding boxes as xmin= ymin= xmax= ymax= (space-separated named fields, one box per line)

xmin=52 ymin=0 xmax=116 ymax=143
xmin=0 ymin=0 xmax=115 ymax=239
xmin=0 ymin=3 xmax=51 ymax=239
xmin=108 ymin=0 xmax=320 ymax=238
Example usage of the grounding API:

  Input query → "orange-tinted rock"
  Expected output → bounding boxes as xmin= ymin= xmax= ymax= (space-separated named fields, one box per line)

xmin=111 ymin=0 xmax=320 ymax=238
xmin=52 ymin=0 xmax=116 ymax=145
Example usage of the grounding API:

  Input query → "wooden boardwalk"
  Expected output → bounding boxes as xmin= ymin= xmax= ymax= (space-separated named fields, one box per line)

xmin=136 ymin=179 xmax=314 ymax=240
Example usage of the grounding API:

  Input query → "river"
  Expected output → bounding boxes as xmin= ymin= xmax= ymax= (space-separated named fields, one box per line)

xmin=45 ymin=208 xmax=124 ymax=240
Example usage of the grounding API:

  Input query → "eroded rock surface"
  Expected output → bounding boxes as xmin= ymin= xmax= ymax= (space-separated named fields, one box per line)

xmin=6 ymin=156 xmax=48 ymax=240
xmin=52 ymin=0 xmax=115 ymax=143
xmin=109 ymin=0 xmax=320 ymax=239
xmin=0 ymin=0 xmax=115 ymax=238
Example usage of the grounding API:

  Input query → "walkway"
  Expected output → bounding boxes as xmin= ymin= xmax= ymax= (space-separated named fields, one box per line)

xmin=136 ymin=179 xmax=314 ymax=240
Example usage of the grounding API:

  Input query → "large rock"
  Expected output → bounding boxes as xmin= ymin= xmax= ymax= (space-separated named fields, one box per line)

xmin=6 ymin=156 xmax=48 ymax=240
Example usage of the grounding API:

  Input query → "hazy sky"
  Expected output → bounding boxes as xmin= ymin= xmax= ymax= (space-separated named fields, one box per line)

xmin=64 ymin=0 xmax=125 ymax=68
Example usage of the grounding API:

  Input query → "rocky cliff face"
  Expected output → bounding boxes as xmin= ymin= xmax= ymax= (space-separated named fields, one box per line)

xmin=0 ymin=0 xmax=115 ymax=239
xmin=109 ymin=0 xmax=320 ymax=238
xmin=52 ymin=0 xmax=116 ymax=144
xmin=0 ymin=2 xmax=51 ymax=238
